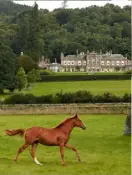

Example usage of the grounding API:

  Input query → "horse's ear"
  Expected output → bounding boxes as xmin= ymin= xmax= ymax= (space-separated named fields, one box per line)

xmin=74 ymin=114 xmax=78 ymax=118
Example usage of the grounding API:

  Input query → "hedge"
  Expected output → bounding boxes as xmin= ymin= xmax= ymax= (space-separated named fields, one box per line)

xmin=39 ymin=74 xmax=131 ymax=82
xmin=3 ymin=91 xmax=131 ymax=104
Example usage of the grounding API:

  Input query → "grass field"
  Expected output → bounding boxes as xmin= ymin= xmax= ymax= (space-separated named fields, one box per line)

xmin=0 ymin=114 xmax=130 ymax=175
xmin=23 ymin=80 xmax=130 ymax=96
xmin=1 ymin=80 xmax=130 ymax=100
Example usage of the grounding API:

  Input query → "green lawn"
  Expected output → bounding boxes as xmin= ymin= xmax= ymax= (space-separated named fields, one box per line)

xmin=0 ymin=115 xmax=130 ymax=175
xmin=1 ymin=80 xmax=130 ymax=100
xmin=24 ymin=80 xmax=130 ymax=96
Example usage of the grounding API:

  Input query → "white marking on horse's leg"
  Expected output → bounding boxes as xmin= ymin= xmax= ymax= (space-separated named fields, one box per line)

xmin=34 ymin=157 xmax=43 ymax=165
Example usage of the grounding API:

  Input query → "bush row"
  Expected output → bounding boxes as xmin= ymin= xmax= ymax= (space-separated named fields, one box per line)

xmin=39 ymin=74 xmax=131 ymax=82
xmin=3 ymin=91 xmax=131 ymax=104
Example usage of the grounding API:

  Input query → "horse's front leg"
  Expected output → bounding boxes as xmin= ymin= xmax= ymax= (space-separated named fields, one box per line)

xmin=59 ymin=144 xmax=66 ymax=166
xmin=65 ymin=144 xmax=81 ymax=162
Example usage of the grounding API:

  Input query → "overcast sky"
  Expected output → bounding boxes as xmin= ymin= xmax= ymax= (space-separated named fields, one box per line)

xmin=13 ymin=0 xmax=131 ymax=11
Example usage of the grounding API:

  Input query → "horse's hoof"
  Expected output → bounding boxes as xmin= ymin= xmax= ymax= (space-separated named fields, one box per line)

xmin=14 ymin=159 xmax=17 ymax=163
xmin=62 ymin=163 xmax=67 ymax=166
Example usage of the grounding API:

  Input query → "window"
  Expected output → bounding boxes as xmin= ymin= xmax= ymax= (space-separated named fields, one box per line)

xmin=116 ymin=61 xmax=120 ymax=65
xmin=71 ymin=61 xmax=74 ymax=65
xmin=64 ymin=61 xmax=67 ymax=65
xmin=101 ymin=61 xmax=104 ymax=65
xmin=112 ymin=61 xmax=114 ymax=65
xmin=107 ymin=61 xmax=110 ymax=65
xmin=121 ymin=61 xmax=124 ymax=65
xmin=96 ymin=61 xmax=100 ymax=65
xmin=83 ymin=61 xmax=86 ymax=65
xmin=78 ymin=61 xmax=81 ymax=65
xmin=92 ymin=61 xmax=95 ymax=64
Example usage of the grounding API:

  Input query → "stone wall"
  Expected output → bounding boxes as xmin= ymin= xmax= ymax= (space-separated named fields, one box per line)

xmin=0 ymin=103 xmax=130 ymax=115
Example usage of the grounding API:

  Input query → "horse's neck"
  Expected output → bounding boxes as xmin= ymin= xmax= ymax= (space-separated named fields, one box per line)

xmin=60 ymin=120 xmax=74 ymax=135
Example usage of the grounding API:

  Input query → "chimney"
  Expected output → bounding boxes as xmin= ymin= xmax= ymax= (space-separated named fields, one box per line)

xmin=42 ymin=55 xmax=44 ymax=61
xmin=100 ymin=50 xmax=102 ymax=54
xmin=60 ymin=52 xmax=64 ymax=60
xmin=76 ymin=49 xmax=78 ymax=56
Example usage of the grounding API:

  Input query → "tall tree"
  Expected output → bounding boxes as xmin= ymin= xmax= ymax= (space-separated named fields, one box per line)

xmin=18 ymin=55 xmax=37 ymax=73
xmin=25 ymin=2 xmax=41 ymax=62
xmin=62 ymin=0 xmax=68 ymax=9
xmin=16 ymin=67 xmax=27 ymax=91
xmin=0 ymin=44 xmax=18 ymax=93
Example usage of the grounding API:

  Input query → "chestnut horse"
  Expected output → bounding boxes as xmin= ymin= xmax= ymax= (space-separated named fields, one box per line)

xmin=5 ymin=114 xmax=86 ymax=166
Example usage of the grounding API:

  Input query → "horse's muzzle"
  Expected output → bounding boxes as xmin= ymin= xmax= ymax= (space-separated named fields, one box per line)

xmin=82 ymin=125 xmax=86 ymax=130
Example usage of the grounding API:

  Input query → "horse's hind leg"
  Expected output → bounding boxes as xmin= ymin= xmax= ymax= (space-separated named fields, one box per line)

xmin=31 ymin=141 xmax=43 ymax=165
xmin=14 ymin=143 xmax=29 ymax=162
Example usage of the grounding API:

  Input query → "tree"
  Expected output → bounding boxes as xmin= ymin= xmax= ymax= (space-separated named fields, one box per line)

xmin=18 ymin=55 xmax=37 ymax=73
xmin=12 ymin=14 xmax=30 ymax=56
xmin=16 ymin=67 xmax=27 ymax=91
xmin=56 ymin=9 xmax=73 ymax=25
xmin=62 ymin=0 xmax=68 ymax=9
xmin=27 ymin=69 xmax=41 ymax=83
xmin=0 ymin=44 xmax=18 ymax=93
xmin=0 ymin=1 xmax=131 ymax=61
xmin=24 ymin=2 xmax=41 ymax=62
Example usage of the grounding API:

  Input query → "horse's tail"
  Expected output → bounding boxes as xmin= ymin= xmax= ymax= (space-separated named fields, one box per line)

xmin=5 ymin=129 xmax=25 ymax=137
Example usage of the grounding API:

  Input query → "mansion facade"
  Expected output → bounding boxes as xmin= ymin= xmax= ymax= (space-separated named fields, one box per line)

xmin=61 ymin=51 xmax=131 ymax=72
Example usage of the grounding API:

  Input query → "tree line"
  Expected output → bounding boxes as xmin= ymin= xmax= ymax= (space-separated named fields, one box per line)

xmin=0 ymin=0 xmax=131 ymax=93
xmin=0 ymin=0 xmax=131 ymax=61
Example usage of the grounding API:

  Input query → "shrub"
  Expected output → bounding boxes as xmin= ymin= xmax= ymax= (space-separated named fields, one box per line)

xmin=74 ymin=91 xmax=93 ymax=103
xmin=122 ymin=93 xmax=131 ymax=102
xmin=101 ymin=92 xmax=122 ymax=103
xmin=27 ymin=69 xmax=41 ymax=83
xmin=124 ymin=70 xmax=132 ymax=75
xmin=36 ymin=94 xmax=54 ymax=104
xmin=16 ymin=67 xmax=28 ymax=91
xmin=40 ymin=70 xmax=54 ymax=76
xmin=4 ymin=93 xmax=36 ymax=104
xmin=56 ymin=92 xmax=75 ymax=103
xmin=40 ymin=74 xmax=131 ymax=82
xmin=3 ymin=91 xmax=131 ymax=104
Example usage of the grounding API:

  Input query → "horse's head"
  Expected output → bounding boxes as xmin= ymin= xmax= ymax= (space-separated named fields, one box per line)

xmin=72 ymin=114 xmax=86 ymax=130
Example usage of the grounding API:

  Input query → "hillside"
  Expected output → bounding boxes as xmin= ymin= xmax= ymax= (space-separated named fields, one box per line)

xmin=0 ymin=1 xmax=131 ymax=62
xmin=0 ymin=0 xmax=31 ymax=15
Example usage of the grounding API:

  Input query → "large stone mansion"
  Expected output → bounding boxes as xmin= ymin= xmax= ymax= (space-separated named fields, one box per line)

xmin=61 ymin=51 xmax=131 ymax=72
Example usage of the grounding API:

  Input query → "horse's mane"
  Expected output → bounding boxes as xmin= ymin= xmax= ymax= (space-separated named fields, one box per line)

xmin=55 ymin=118 xmax=72 ymax=128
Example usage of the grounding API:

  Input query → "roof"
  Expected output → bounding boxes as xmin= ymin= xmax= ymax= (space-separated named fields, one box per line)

xmin=62 ymin=52 xmax=127 ymax=61
xmin=64 ymin=54 xmax=86 ymax=60
xmin=102 ymin=54 xmax=126 ymax=60
xmin=48 ymin=63 xmax=61 ymax=67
